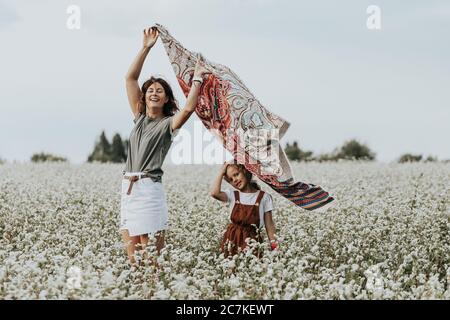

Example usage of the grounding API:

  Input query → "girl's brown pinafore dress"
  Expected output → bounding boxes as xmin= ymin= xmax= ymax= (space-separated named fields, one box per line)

xmin=220 ymin=190 xmax=265 ymax=257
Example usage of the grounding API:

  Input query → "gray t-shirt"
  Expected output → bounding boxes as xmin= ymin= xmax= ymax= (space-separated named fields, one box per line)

xmin=123 ymin=113 xmax=177 ymax=182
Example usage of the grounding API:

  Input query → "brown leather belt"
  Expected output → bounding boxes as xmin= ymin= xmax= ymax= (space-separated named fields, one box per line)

xmin=123 ymin=174 xmax=152 ymax=195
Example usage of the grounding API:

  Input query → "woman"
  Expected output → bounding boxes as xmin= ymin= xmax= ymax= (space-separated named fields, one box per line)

xmin=121 ymin=26 xmax=211 ymax=266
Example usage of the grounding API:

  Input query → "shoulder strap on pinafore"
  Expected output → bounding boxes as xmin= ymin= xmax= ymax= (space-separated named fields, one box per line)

xmin=234 ymin=191 xmax=240 ymax=204
xmin=254 ymin=191 xmax=265 ymax=207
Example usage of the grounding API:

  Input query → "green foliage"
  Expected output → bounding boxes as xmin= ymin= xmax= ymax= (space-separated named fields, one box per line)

xmin=396 ymin=153 xmax=438 ymax=163
xmin=87 ymin=131 xmax=111 ymax=163
xmin=284 ymin=139 xmax=376 ymax=162
xmin=111 ymin=133 xmax=127 ymax=163
xmin=87 ymin=131 xmax=127 ymax=163
xmin=284 ymin=141 xmax=314 ymax=161
xmin=336 ymin=139 xmax=376 ymax=161
xmin=31 ymin=152 xmax=67 ymax=163
xmin=398 ymin=153 xmax=423 ymax=163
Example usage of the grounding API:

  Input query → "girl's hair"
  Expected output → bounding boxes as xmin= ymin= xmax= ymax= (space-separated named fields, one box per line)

xmin=139 ymin=77 xmax=179 ymax=116
xmin=224 ymin=163 xmax=260 ymax=190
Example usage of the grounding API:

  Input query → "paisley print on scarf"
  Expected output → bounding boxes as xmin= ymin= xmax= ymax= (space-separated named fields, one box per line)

xmin=156 ymin=24 xmax=335 ymax=211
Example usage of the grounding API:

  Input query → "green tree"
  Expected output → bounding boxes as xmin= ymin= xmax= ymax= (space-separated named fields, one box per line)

xmin=398 ymin=153 xmax=423 ymax=163
xmin=285 ymin=141 xmax=313 ymax=161
xmin=337 ymin=139 xmax=376 ymax=161
xmin=87 ymin=131 xmax=112 ymax=163
xmin=110 ymin=133 xmax=126 ymax=163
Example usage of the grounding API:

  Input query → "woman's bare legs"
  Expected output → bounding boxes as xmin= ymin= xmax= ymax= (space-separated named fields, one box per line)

xmin=122 ymin=230 xmax=166 ymax=268
xmin=142 ymin=231 xmax=165 ymax=267
xmin=154 ymin=230 xmax=165 ymax=254
xmin=121 ymin=230 xmax=141 ymax=266
xmin=139 ymin=231 xmax=165 ymax=252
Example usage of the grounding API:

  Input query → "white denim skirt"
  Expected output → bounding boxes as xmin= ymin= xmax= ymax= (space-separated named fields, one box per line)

xmin=120 ymin=172 xmax=169 ymax=237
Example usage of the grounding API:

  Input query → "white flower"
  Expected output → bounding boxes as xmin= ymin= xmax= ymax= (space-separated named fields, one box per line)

xmin=0 ymin=161 xmax=448 ymax=299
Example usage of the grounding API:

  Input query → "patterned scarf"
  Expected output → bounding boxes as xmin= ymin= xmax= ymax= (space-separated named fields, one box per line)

xmin=156 ymin=24 xmax=335 ymax=211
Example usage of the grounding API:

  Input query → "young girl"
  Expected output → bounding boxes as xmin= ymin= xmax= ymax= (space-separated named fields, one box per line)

xmin=210 ymin=162 xmax=278 ymax=257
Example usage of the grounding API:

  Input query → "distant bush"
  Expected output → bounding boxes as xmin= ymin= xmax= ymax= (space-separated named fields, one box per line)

xmin=398 ymin=154 xmax=439 ymax=163
xmin=280 ymin=138 xmax=442 ymax=164
xmin=31 ymin=152 xmax=68 ymax=163
xmin=285 ymin=141 xmax=314 ymax=161
xmin=335 ymin=139 xmax=376 ymax=161
xmin=312 ymin=140 xmax=376 ymax=162
xmin=398 ymin=153 xmax=422 ymax=163
xmin=424 ymin=155 xmax=438 ymax=162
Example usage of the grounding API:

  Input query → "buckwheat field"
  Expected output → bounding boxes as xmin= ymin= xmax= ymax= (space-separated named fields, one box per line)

xmin=0 ymin=161 xmax=449 ymax=299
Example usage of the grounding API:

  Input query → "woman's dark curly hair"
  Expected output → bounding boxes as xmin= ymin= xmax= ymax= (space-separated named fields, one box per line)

xmin=138 ymin=77 xmax=179 ymax=116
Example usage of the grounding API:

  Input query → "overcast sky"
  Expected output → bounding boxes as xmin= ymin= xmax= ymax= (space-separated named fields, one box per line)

xmin=1 ymin=0 xmax=449 ymax=164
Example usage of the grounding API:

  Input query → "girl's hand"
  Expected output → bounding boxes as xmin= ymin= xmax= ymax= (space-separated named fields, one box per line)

xmin=143 ymin=27 xmax=159 ymax=49
xmin=221 ymin=162 xmax=229 ymax=175
xmin=193 ymin=57 xmax=212 ymax=79
xmin=222 ymin=160 xmax=235 ymax=175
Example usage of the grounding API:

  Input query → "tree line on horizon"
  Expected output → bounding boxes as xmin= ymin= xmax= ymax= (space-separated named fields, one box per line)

xmin=284 ymin=139 xmax=440 ymax=163
xmin=14 ymin=131 xmax=128 ymax=164
xmin=0 ymin=133 xmax=445 ymax=164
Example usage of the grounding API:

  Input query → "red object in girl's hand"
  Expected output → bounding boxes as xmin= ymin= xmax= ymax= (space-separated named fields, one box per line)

xmin=270 ymin=242 xmax=278 ymax=250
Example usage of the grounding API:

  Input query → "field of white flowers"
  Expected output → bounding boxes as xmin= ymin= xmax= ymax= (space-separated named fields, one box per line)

xmin=0 ymin=161 xmax=449 ymax=299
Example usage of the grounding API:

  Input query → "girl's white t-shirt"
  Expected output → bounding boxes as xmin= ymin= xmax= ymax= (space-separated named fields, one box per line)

xmin=224 ymin=189 xmax=274 ymax=227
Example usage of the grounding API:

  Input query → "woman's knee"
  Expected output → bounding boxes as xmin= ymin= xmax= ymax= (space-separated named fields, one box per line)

xmin=122 ymin=231 xmax=140 ymax=248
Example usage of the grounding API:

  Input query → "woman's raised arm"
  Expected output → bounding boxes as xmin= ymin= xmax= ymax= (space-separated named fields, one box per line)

xmin=125 ymin=27 xmax=159 ymax=117
xmin=171 ymin=57 xmax=212 ymax=130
